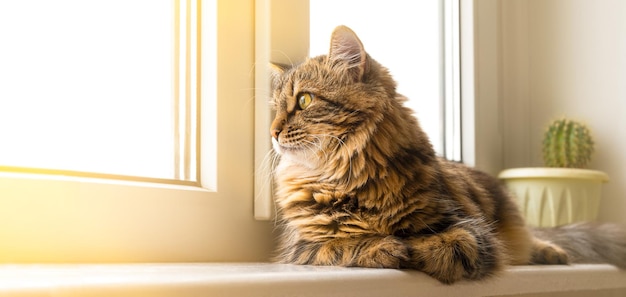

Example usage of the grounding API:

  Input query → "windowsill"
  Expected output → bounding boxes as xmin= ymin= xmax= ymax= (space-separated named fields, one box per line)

xmin=2 ymin=263 xmax=625 ymax=297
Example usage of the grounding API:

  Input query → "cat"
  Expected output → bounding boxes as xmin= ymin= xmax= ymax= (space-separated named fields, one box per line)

xmin=268 ymin=25 xmax=626 ymax=284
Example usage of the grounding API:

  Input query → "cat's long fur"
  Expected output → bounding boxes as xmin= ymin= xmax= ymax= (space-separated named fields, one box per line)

xmin=269 ymin=26 xmax=626 ymax=284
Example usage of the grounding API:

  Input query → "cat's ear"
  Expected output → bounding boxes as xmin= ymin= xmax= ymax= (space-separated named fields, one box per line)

xmin=270 ymin=62 xmax=289 ymax=76
xmin=269 ymin=62 xmax=289 ymax=88
xmin=328 ymin=25 xmax=367 ymax=82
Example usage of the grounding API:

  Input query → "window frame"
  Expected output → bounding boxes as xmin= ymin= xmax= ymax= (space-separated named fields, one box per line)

xmin=460 ymin=0 xmax=503 ymax=175
xmin=254 ymin=0 xmax=310 ymax=220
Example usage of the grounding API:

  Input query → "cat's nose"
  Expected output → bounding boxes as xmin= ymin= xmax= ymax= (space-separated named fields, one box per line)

xmin=271 ymin=128 xmax=281 ymax=139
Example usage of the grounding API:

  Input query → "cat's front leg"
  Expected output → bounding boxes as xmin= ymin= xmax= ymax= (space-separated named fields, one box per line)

xmin=404 ymin=223 xmax=505 ymax=284
xmin=282 ymin=235 xmax=409 ymax=269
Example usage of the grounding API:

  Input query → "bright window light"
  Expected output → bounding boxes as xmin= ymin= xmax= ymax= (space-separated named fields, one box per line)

xmin=0 ymin=0 xmax=198 ymax=182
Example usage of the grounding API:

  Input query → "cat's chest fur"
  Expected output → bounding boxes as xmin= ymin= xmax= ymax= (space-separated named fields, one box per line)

xmin=274 ymin=162 xmax=389 ymax=239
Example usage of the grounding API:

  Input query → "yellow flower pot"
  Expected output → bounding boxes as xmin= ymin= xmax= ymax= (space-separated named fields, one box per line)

xmin=498 ymin=168 xmax=609 ymax=227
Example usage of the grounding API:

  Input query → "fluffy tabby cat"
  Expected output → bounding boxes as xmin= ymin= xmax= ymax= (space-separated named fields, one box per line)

xmin=269 ymin=25 xmax=626 ymax=284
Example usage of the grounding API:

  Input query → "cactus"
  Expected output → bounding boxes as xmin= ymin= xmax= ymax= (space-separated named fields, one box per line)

xmin=542 ymin=119 xmax=594 ymax=168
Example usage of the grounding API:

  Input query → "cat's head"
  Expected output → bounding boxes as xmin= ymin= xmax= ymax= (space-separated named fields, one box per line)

xmin=269 ymin=26 xmax=398 ymax=168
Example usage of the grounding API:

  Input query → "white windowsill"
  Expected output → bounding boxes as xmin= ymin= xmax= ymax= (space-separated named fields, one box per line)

xmin=2 ymin=263 xmax=625 ymax=297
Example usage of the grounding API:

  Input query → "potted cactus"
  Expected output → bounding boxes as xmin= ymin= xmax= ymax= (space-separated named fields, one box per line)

xmin=498 ymin=119 xmax=609 ymax=227
xmin=542 ymin=119 xmax=595 ymax=168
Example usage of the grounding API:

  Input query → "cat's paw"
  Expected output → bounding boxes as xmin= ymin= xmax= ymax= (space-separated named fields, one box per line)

xmin=406 ymin=228 xmax=503 ymax=284
xmin=531 ymin=239 xmax=569 ymax=264
xmin=353 ymin=236 xmax=409 ymax=269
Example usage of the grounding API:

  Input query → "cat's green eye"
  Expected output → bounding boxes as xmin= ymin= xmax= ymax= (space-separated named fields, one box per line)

xmin=297 ymin=93 xmax=314 ymax=110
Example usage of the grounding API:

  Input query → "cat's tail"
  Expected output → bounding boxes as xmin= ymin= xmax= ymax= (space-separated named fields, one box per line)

xmin=532 ymin=222 xmax=626 ymax=268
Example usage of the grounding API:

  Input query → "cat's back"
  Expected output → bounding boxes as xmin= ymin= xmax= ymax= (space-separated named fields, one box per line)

xmin=437 ymin=159 xmax=522 ymax=224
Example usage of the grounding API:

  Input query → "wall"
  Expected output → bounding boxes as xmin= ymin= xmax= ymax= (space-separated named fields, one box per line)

xmin=499 ymin=0 xmax=626 ymax=224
